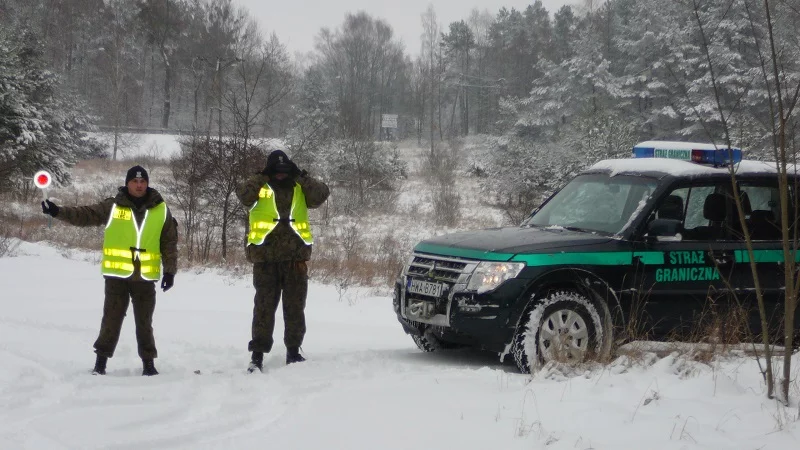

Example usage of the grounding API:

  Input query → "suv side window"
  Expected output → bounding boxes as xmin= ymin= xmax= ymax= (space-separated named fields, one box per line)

xmin=654 ymin=182 xmax=786 ymax=242
xmin=654 ymin=184 xmax=729 ymax=241
xmin=736 ymin=183 xmax=783 ymax=240
xmin=684 ymin=186 xmax=716 ymax=230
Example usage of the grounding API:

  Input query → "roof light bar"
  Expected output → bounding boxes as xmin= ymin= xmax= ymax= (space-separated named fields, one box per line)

xmin=632 ymin=141 xmax=742 ymax=166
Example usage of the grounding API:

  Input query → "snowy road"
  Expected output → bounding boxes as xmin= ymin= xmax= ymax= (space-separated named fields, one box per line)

xmin=1 ymin=241 xmax=798 ymax=449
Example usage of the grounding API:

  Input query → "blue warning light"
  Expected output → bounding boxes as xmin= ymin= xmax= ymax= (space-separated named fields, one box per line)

xmin=632 ymin=141 xmax=742 ymax=166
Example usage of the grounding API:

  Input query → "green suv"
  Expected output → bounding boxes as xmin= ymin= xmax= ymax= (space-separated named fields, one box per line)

xmin=393 ymin=141 xmax=799 ymax=373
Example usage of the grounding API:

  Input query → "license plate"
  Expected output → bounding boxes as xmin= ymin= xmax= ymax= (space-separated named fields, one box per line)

xmin=407 ymin=278 xmax=444 ymax=298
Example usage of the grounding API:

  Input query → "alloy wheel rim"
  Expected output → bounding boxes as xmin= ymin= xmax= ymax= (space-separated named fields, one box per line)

xmin=538 ymin=308 xmax=590 ymax=362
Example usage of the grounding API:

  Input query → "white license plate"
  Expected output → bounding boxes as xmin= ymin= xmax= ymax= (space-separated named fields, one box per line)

xmin=407 ymin=278 xmax=444 ymax=298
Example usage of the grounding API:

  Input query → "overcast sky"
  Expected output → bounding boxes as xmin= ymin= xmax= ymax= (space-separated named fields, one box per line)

xmin=236 ymin=0 xmax=578 ymax=57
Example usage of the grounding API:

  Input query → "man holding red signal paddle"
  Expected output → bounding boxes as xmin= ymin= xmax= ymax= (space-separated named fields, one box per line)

xmin=41 ymin=165 xmax=179 ymax=376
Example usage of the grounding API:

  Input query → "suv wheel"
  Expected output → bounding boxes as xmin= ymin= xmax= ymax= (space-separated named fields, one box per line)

xmin=411 ymin=330 xmax=459 ymax=352
xmin=512 ymin=290 xmax=608 ymax=373
xmin=411 ymin=333 xmax=439 ymax=352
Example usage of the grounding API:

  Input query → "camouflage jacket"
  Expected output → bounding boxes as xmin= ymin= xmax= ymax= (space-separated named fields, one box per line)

xmin=56 ymin=187 xmax=179 ymax=279
xmin=236 ymin=172 xmax=330 ymax=263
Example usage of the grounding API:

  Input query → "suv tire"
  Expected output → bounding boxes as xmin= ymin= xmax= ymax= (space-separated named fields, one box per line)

xmin=411 ymin=330 xmax=462 ymax=352
xmin=512 ymin=290 xmax=608 ymax=373
xmin=411 ymin=333 xmax=440 ymax=352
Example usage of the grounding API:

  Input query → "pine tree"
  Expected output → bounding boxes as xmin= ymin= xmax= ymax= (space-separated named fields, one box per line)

xmin=0 ymin=26 xmax=101 ymax=194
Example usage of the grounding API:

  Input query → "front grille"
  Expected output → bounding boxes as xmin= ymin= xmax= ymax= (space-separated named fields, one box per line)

xmin=406 ymin=254 xmax=471 ymax=283
xmin=401 ymin=253 xmax=478 ymax=326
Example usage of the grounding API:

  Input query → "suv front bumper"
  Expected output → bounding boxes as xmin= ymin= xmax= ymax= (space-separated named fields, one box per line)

xmin=394 ymin=253 xmax=529 ymax=350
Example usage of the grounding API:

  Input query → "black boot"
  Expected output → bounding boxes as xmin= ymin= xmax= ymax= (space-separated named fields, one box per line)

xmin=248 ymin=351 xmax=264 ymax=373
xmin=286 ymin=347 xmax=306 ymax=365
xmin=142 ymin=358 xmax=159 ymax=376
xmin=92 ymin=355 xmax=107 ymax=375
xmin=247 ymin=352 xmax=264 ymax=373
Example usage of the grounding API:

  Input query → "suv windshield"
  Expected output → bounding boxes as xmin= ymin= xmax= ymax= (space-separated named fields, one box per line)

xmin=523 ymin=174 xmax=658 ymax=235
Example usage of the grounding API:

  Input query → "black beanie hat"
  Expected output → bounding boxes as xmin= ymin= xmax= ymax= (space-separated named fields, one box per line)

xmin=125 ymin=165 xmax=149 ymax=184
xmin=265 ymin=150 xmax=292 ymax=174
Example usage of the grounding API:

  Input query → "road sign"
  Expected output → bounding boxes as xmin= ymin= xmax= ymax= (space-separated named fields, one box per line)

xmin=381 ymin=114 xmax=398 ymax=129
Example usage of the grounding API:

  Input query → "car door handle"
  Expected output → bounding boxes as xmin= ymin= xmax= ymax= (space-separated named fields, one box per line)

xmin=708 ymin=250 xmax=734 ymax=266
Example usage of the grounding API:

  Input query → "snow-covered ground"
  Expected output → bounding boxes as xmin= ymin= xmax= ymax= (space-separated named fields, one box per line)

xmin=4 ymin=133 xmax=799 ymax=448
xmin=87 ymin=132 xmax=288 ymax=161
xmin=88 ymin=132 xmax=185 ymax=160
xmin=1 ymin=240 xmax=798 ymax=449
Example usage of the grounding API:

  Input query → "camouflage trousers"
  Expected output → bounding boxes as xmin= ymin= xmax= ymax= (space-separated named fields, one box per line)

xmin=249 ymin=261 xmax=309 ymax=353
xmin=93 ymin=278 xmax=158 ymax=359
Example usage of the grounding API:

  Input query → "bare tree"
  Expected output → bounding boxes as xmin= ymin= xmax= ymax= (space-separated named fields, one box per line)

xmin=168 ymin=137 xmax=206 ymax=262
xmin=316 ymin=12 xmax=405 ymax=140
xmin=98 ymin=0 xmax=139 ymax=160
xmin=226 ymin=33 xmax=293 ymax=146
xmin=138 ymin=0 xmax=187 ymax=129
xmin=219 ymin=31 xmax=293 ymax=259
xmin=682 ymin=0 xmax=800 ymax=403
xmin=421 ymin=4 xmax=440 ymax=156
xmin=747 ymin=0 xmax=800 ymax=404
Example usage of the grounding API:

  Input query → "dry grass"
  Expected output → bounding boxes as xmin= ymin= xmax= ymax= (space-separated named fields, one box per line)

xmin=73 ymin=158 xmax=134 ymax=173
xmin=311 ymin=228 xmax=407 ymax=288
xmin=0 ymin=213 xmax=20 ymax=257
xmin=617 ymin=289 xmax=656 ymax=344
xmin=615 ymin=295 xmax=762 ymax=364
xmin=0 ymin=197 xmax=407 ymax=292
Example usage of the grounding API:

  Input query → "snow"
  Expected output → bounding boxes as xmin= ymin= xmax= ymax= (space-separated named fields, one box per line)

xmin=4 ymin=135 xmax=800 ymax=448
xmin=88 ymin=132 xmax=185 ymax=160
xmin=1 ymin=239 xmax=799 ymax=449
xmin=634 ymin=140 xmax=741 ymax=151
xmin=87 ymin=133 xmax=288 ymax=161
xmin=590 ymin=158 xmax=782 ymax=177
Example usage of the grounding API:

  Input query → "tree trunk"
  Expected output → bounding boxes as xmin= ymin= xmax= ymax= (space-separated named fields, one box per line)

xmin=221 ymin=194 xmax=229 ymax=259
xmin=449 ymin=87 xmax=460 ymax=137
xmin=161 ymin=51 xmax=172 ymax=129
xmin=463 ymin=54 xmax=470 ymax=136
xmin=113 ymin=127 xmax=119 ymax=161
xmin=429 ymin=61 xmax=435 ymax=157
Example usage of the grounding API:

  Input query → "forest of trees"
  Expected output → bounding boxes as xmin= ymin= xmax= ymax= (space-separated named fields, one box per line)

xmin=0 ymin=0 xmax=798 ymax=223
xmin=2 ymin=0 xmax=799 ymax=210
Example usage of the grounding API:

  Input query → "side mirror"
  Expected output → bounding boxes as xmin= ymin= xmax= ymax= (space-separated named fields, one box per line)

xmin=647 ymin=218 xmax=683 ymax=242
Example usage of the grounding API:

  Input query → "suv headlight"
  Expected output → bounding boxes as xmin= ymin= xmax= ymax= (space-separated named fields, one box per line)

xmin=466 ymin=262 xmax=525 ymax=294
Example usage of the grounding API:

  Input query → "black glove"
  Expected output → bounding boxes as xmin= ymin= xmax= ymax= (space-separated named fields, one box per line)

xmin=161 ymin=273 xmax=174 ymax=292
xmin=41 ymin=200 xmax=59 ymax=217
xmin=287 ymin=160 xmax=302 ymax=177
xmin=263 ymin=160 xmax=302 ymax=177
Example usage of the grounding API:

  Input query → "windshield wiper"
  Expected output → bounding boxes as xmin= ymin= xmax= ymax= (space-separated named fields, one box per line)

xmin=562 ymin=226 xmax=591 ymax=233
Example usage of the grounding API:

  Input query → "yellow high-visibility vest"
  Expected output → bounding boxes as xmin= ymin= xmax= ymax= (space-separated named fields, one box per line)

xmin=248 ymin=183 xmax=312 ymax=245
xmin=101 ymin=202 xmax=167 ymax=280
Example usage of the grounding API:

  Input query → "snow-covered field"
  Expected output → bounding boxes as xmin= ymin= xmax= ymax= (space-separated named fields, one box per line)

xmin=88 ymin=132 xmax=185 ymax=160
xmin=1 ymin=240 xmax=798 ymax=449
xmin=3 ymin=133 xmax=799 ymax=448
xmin=88 ymin=132 xmax=288 ymax=161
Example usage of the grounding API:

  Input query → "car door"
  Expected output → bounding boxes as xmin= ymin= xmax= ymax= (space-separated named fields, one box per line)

xmin=729 ymin=180 xmax=788 ymax=335
xmin=632 ymin=181 xmax=745 ymax=338
xmin=730 ymin=181 xmax=785 ymax=291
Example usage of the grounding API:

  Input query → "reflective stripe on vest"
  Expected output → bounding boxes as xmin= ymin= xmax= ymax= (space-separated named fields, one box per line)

xmin=101 ymin=202 xmax=167 ymax=280
xmin=248 ymin=183 xmax=313 ymax=245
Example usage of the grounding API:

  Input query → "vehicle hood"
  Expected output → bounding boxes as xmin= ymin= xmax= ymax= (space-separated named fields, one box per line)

xmin=415 ymin=226 xmax=613 ymax=260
